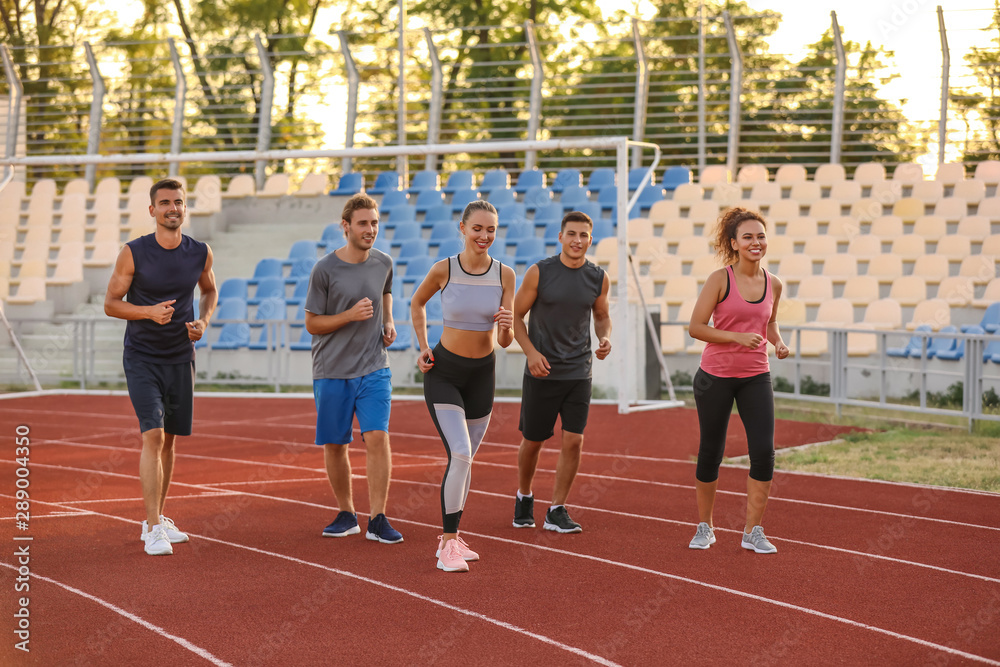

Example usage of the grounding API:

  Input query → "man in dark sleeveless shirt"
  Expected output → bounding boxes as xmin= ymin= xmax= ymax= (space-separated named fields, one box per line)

xmin=511 ymin=211 xmax=612 ymax=533
xmin=105 ymin=178 xmax=217 ymax=556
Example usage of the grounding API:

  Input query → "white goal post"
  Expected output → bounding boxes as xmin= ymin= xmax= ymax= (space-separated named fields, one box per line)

xmin=0 ymin=137 xmax=684 ymax=413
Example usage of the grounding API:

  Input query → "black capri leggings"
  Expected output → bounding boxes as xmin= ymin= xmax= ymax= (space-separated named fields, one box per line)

xmin=692 ymin=368 xmax=775 ymax=483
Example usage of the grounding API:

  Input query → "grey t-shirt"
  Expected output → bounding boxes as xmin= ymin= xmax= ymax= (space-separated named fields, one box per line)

xmin=305 ymin=248 xmax=393 ymax=380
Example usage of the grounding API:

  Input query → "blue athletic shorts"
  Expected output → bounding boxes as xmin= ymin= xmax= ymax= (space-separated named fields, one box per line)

xmin=314 ymin=367 xmax=392 ymax=445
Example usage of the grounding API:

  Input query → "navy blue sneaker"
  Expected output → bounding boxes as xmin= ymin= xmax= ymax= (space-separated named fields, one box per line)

xmin=322 ymin=511 xmax=360 ymax=538
xmin=366 ymin=513 xmax=403 ymax=544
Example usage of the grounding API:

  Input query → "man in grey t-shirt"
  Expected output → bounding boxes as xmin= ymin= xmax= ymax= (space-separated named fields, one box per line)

xmin=304 ymin=193 xmax=403 ymax=544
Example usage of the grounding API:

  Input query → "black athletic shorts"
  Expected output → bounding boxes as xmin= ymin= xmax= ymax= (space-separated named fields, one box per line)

xmin=519 ymin=375 xmax=592 ymax=441
xmin=123 ymin=354 xmax=195 ymax=435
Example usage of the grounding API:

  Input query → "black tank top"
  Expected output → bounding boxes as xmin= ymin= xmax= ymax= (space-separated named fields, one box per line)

xmin=527 ymin=255 xmax=605 ymax=380
xmin=124 ymin=233 xmax=208 ymax=363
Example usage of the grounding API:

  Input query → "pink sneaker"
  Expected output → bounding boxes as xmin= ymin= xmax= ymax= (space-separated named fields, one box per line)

xmin=436 ymin=539 xmax=470 ymax=572
xmin=436 ymin=535 xmax=479 ymax=562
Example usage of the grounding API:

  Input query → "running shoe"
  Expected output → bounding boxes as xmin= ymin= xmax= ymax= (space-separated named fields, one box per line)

xmin=436 ymin=539 xmax=470 ymax=572
xmin=436 ymin=535 xmax=479 ymax=562
xmin=688 ymin=522 xmax=716 ymax=549
xmin=513 ymin=495 xmax=535 ymax=528
xmin=742 ymin=525 xmax=777 ymax=554
xmin=140 ymin=516 xmax=189 ymax=544
xmin=322 ymin=511 xmax=360 ymax=538
xmin=366 ymin=513 xmax=404 ymax=544
xmin=543 ymin=506 xmax=582 ymax=533
xmin=143 ymin=524 xmax=173 ymax=556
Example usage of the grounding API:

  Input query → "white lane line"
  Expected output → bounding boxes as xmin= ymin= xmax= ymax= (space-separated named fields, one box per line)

xmin=11 ymin=441 xmax=1000 ymax=535
xmin=18 ymin=504 xmax=621 ymax=667
xmin=0 ymin=562 xmax=234 ymax=666
xmin=31 ymin=500 xmax=1000 ymax=667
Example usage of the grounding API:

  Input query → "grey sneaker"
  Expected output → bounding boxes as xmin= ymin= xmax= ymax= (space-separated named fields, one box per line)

xmin=688 ymin=522 xmax=716 ymax=549
xmin=742 ymin=526 xmax=777 ymax=554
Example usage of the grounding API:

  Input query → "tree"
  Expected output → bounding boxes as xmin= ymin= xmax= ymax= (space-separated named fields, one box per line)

xmin=955 ymin=2 xmax=1000 ymax=163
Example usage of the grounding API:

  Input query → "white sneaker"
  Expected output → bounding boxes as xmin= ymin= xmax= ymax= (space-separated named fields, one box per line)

xmin=141 ymin=516 xmax=189 ymax=544
xmin=143 ymin=524 xmax=173 ymax=556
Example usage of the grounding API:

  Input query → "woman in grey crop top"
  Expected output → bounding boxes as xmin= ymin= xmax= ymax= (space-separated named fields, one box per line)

xmin=410 ymin=200 xmax=516 ymax=573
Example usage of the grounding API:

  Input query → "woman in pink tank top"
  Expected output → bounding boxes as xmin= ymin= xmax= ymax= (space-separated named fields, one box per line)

xmin=686 ymin=207 xmax=789 ymax=554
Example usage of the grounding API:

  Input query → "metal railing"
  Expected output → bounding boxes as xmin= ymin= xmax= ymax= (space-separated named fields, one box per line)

xmin=2 ymin=6 xmax=998 ymax=191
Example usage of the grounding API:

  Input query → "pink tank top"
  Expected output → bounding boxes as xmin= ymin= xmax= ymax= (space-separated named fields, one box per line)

xmin=699 ymin=264 xmax=773 ymax=378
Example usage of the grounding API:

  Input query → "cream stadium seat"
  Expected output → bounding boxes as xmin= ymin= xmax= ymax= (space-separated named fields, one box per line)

xmin=648 ymin=254 xmax=682 ymax=280
xmin=890 ymin=234 xmax=927 ymax=263
xmin=673 ymin=183 xmax=705 ymax=204
xmin=867 ymin=254 xmax=904 ymax=287
xmin=661 ymin=218 xmax=694 ymax=240
xmin=934 ymin=162 xmax=966 ymax=193
xmin=258 ymin=173 xmax=290 ymax=198
xmin=983 ymin=234 xmax=1000 ymax=257
xmin=892 ymin=163 xmax=924 ymax=185
xmin=294 ymin=173 xmax=328 ymax=197
xmin=689 ymin=254 xmax=723 ymax=279
xmin=957 ymin=215 xmax=990 ymax=242
xmin=936 ymin=234 xmax=971 ymax=262
xmin=62 ymin=178 xmax=89 ymax=197
xmin=934 ymin=197 xmax=967 ymax=224
xmin=749 ymin=182 xmax=782 ymax=202
xmin=795 ymin=275 xmax=834 ymax=307
xmin=808 ymin=199 xmax=842 ymax=224
xmin=911 ymin=180 xmax=943 ymax=206
xmin=784 ymin=216 xmax=818 ymax=240
xmin=56 ymin=194 xmax=87 ymax=246
xmin=802 ymin=235 xmax=837 ymax=258
xmin=953 ymin=180 xmax=986 ymax=206
xmin=850 ymin=197 xmax=885 ymax=222
xmin=826 ymin=216 xmax=860 ymax=243
xmin=767 ymin=200 xmax=799 ymax=226
xmin=979 ymin=197 xmax=1000 ymax=223
xmin=699 ymin=165 xmax=731 ymax=186
xmin=936 ymin=276 xmax=975 ymax=307
xmin=888 ymin=275 xmax=928 ymax=307
xmin=676 ymin=298 xmax=707 ymax=355
xmin=633 ymin=238 xmax=668 ymax=269
xmin=829 ymin=181 xmax=862 ymax=205
xmin=775 ymin=164 xmax=807 ymax=185
xmin=907 ymin=298 xmax=951 ymax=331
xmin=6 ymin=260 xmax=47 ymax=305
xmin=972 ymin=278 xmax=1000 ymax=308
xmin=737 ymin=164 xmax=769 ymax=184
xmin=190 ymin=175 xmax=222 ymax=214
xmin=675 ymin=236 xmax=712 ymax=258
xmin=862 ymin=298 xmax=902 ymax=329
xmin=912 ymin=254 xmax=950 ymax=286
xmin=841 ymin=275 xmax=880 ymax=306
xmin=853 ymin=162 xmax=887 ymax=189
xmin=815 ymin=163 xmax=846 ymax=184
xmin=846 ymin=234 xmax=882 ymax=259
xmin=225 ymin=174 xmax=256 ymax=198
xmin=777 ymin=296 xmax=807 ymax=324
xmin=973 ymin=160 xmax=1000 ymax=196
xmin=869 ymin=215 xmax=903 ymax=239
xmin=627 ymin=217 xmax=655 ymax=242
xmin=50 ymin=243 xmax=85 ymax=285
xmin=788 ymin=182 xmax=821 ymax=207
xmin=892 ymin=197 xmax=924 ymax=224
xmin=95 ymin=176 xmax=121 ymax=199
xmin=710 ymin=183 xmax=743 ymax=207
xmin=648 ymin=200 xmax=680 ymax=223
xmin=126 ymin=176 xmax=154 ymax=203
xmin=776 ymin=253 xmax=813 ymax=281
xmin=659 ymin=323 xmax=687 ymax=354
xmin=870 ymin=181 xmax=903 ymax=206
xmin=689 ymin=201 xmax=720 ymax=231
xmin=912 ymin=215 xmax=947 ymax=242
xmin=958 ymin=255 xmax=997 ymax=285
xmin=821 ymin=254 xmax=858 ymax=283
xmin=660 ymin=275 xmax=700 ymax=307
xmin=764 ymin=235 xmax=794 ymax=260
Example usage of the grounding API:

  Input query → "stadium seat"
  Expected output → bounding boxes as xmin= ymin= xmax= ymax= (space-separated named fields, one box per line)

xmin=869 ymin=215 xmax=904 ymax=239
xmin=248 ymin=277 xmax=285 ymax=306
xmin=289 ymin=325 xmax=312 ymax=351
xmin=789 ymin=182 xmax=821 ymax=206
xmin=936 ymin=234 xmax=971 ymax=262
xmin=912 ymin=215 xmax=947 ymax=242
xmin=661 ymin=218 xmax=694 ymax=239
xmin=911 ymin=181 xmax=943 ymax=205
xmin=959 ymin=255 xmax=997 ymax=285
xmin=862 ymin=298 xmax=903 ymax=329
xmin=890 ymin=235 xmax=926 ymax=262
xmin=487 ymin=188 xmax=517 ymax=209
xmin=559 ymin=185 xmax=590 ymax=210
xmin=414 ymin=189 xmax=444 ymax=214
xmin=892 ymin=198 xmax=925 ymax=224
xmin=330 ymin=172 xmax=363 ymax=196
xmin=387 ymin=326 xmax=412 ymax=351
xmin=814 ymin=163 xmax=846 ymax=186
xmin=927 ymin=325 xmax=960 ymax=358
xmin=532 ymin=202 xmax=564 ymax=227
xmin=288 ymin=257 xmax=316 ymax=284
xmin=698 ymin=165 xmax=730 ymax=186
xmin=249 ymin=258 xmax=283 ymax=285
xmin=628 ymin=167 xmax=654 ymax=191
xmin=750 ymin=182 xmax=781 ymax=203
xmin=396 ymin=238 xmax=429 ymax=262
xmin=889 ymin=275 xmax=928 ymax=307
xmin=795 ymin=276 xmax=834 ymax=307
xmin=225 ymin=174 xmax=255 ymax=198
xmin=633 ymin=186 xmax=665 ymax=216
xmin=936 ymin=276 xmax=975 ymax=307
xmin=841 ymin=276 xmax=880 ymax=306
xmin=212 ymin=322 xmax=251 ymax=350
xmin=689 ymin=201 xmax=720 ymax=228
xmin=259 ymin=174 xmax=290 ymax=198
xmin=867 ymin=255 xmax=904 ymax=285
xmin=551 ymin=168 xmax=582 ymax=193
xmin=853 ymin=162 xmax=886 ymax=186
xmin=647 ymin=200 xmax=680 ymax=224
xmin=402 ymin=255 xmax=435 ymax=284
xmin=514 ymin=169 xmax=546 ymax=194
xmin=775 ymin=164 xmax=806 ymax=185
xmin=784 ymin=216 xmax=818 ymax=240
xmin=777 ymin=253 xmax=813 ymax=280
xmin=449 ymin=189 xmax=480 ymax=215
xmin=672 ymin=183 xmax=704 ymax=203
xmin=763 ymin=235 xmax=793 ymax=259
xmin=850 ymin=197 xmax=885 ymax=222
xmin=933 ymin=197 xmax=967 ymax=223
xmin=934 ymin=162 xmax=966 ymax=190
xmin=829 ymin=181 xmax=862 ymax=204
xmin=586 ymin=168 xmax=616 ymax=193
xmin=846 ymin=235 xmax=882 ymax=259
xmin=954 ymin=180 xmax=987 ymax=205
xmin=523 ymin=186 xmax=553 ymax=212
xmin=957 ymin=216 xmax=990 ymax=241
xmin=380 ymin=189 xmax=409 ymax=211
xmin=710 ymin=183 xmax=742 ymax=207
xmin=286 ymin=240 xmax=320 ymax=264
xmin=973 ymin=160 xmax=1000 ymax=196
xmin=888 ymin=325 xmax=932 ymax=358
xmin=287 ymin=278 xmax=310 ymax=307
xmin=802 ymin=235 xmax=837 ymax=258
xmin=980 ymin=197 xmax=1000 ymax=223
xmin=892 ymin=163 xmax=924 ymax=184
xmin=972 ymin=279 xmax=1000 ymax=308
xmin=820 ymin=254 xmax=857 ymax=283
xmin=737 ymin=165 xmax=769 ymax=185
xmin=442 ymin=170 xmax=474 ymax=195
xmin=912 ymin=255 xmax=949 ymax=285
xmin=479 ymin=169 xmax=510 ymax=194
xmin=768 ymin=199 xmax=800 ymax=224
xmin=218 ymin=278 xmax=248 ymax=303
xmin=424 ymin=204 xmax=453 ymax=226
xmin=436 ymin=238 xmax=464 ymax=258
xmin=497 ymin=203 xmax=527 ymax=227
xmin=390 ymin=223 xmax=421 ymax=247
xmin=934 ymin=324 xmax=980 ymax=361
xmin=384 ymin=205 xmax=417 ymax=230
xmin=979 ymin=302 xmax=1000 ymax=333
xmin=407 ymin=170 xmax=440 ymax=194
xmin=505 ymin=220 xmax=536 ymax=243
xmin=661 ymin=166 xmax=691 ymax=192
xmin=369 ymin=171 xmax=400 ymax=195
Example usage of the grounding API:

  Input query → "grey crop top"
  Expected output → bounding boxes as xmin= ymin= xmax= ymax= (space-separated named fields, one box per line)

xmin=441 ymin=255 xmax=503 ymax=332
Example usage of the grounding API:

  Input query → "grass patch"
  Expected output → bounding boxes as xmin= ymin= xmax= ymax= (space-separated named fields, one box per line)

xmin=772 ymin=428 xmax=1000 ymax=492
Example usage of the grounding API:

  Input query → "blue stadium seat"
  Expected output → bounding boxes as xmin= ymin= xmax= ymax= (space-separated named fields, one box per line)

xmin=249 ymin=258 xmax=283 ymax=285
xmin=634 ymin=186 xmax=666 ymax=215
xmin=533 ymin=202 xmax=564 ymax=226
xmin=330 ymin=172 xmax=364 ymax=196
xmin=321 ymin=223 xmax=341 ymax=247
xmin=979 ymin=302 xmax=1000 ymax=333
xmin=285 ymin=240 xmax=319 ymax=266
xmin=514 ymin=169 xmax=546 ymax=194
xmin=218 ymin=278 xmax=248 ymax=303
xmin=559 ymin=185 xmax=590 ymax=210
xmin=661 ymin=166 xmax=692 ymax=192
xmin=287 ymin=278 xmax=309 ymax=306
xmin=369 ymin=171 xmax=400 ymax=195
xmin=443 ymin=170 xmax=474 ymax=195
xmin=414 ymin=189 xmax=444 ymax=214
xmin=542 ymin=220 xmax=562 ymax=241
xmin=383 ymin=204 xmax=417 ymax=229
xmin=887 ymin=325 xmax=932 ymax=358
xmin=407 ymin=170 xmax=439 ymax=194
xmin=248 ymin=277 xmax=285 ymax=306
xmin=587 ymin=168 xmax=615 ymax=193
xmin=450 ymin=189 xmax=480 ymax=215
xmin=380 ymin=189 xmax=409 ymax=210
xmin=936 ymin=325 xmax=983 ymax=361
xmin=387 ymin=326 xmax=412 ymax=351
xmin=523 ymin=186 xmax=553 ymax=212
xmin=292 ymin=302 xmax=306 ymax=322
xmin=290 ymin=325 xmax=312 ymax=351
xmin=497 ymin=203 xmax=527 ymax=228
xmin=398 ymin=239 xmax=431 ymax=263
xmin=429 ymin=220 xmax=458 ymax=244
xmin=597 ymin=186 xmax=618 ymax=212
xmin=591 ymin=218 xmax=615 ymax=242
xmin=390 ymin=223 xmax=421 ymax=246
xmin=505 ymin=220 xmax=536 ymax=242
xmin=424 ymin=204 xmax=453 ymax=225
xmin=479 ymin=169 xmax=510 ymax=194
xmin=254 ymin=295 xmax=286 ymax=321
xmin=426 ymin=324 xmax=444 ymax=348
xmin=515 ymin=237 xmax=546 ymax=260
xmin=287 ymin=256 xmax=316 ymax=284
xmin=551 ymin=168 xmax=582 ymax=193
xmin=392 ymin=295 xmax=410 ymax=322
xmin=628 ymin=167 xmax=654 ymax=191
xmin=927 ymin=326 xmax=959 ymax=359
xmin=249 ymin=323 xmax=287 ymax=351
xmin=986 ymin=338 xmax=1000 ymax=363
xmin=372 ymin=237 xmax=392 ymax=255
xmin=213 ymin=297 xmax=248 ymax=327
xmin=212 ymin=322 xmax=250 ymax=350
xmin=487 ymin=187 xmax=517 ymax=209
xmin=402 ymin=255 xmax=435 ymax=284
xmin=436 ymin=238 xmax=464 ymax=258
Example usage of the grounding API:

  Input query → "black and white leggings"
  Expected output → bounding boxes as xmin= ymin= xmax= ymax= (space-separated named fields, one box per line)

xmin=423 ymin=343 xmax=495 ymax=533
xmin=693 ymin=369 xmax=775 ymax=483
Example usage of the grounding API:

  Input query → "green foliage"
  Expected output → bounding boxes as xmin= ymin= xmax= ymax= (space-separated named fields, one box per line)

xmin=954 ymin=2 xmax=1000 ymax=163
xmin=773 ymin=374 xmax=829 ymax=396
xmin=670 ymin=370 xmax=693 ymax=387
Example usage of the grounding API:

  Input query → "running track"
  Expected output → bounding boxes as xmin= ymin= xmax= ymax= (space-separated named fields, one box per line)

xmin=0 ymin=393 xmax=998 ymax=666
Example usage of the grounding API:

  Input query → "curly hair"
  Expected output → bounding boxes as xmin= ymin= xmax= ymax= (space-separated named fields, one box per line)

xmin=712 ymin=206 xmax=767 ymax=265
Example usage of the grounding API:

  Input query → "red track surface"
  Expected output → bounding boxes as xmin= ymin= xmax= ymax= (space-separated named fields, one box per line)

xmin=1 ymin=394 xmax=998 ymax=666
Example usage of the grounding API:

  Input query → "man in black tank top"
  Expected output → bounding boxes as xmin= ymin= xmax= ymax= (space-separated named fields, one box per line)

xmin=105 ymin=178 xmax=218 ymax=556
xmin=511 ymin=211 xmax=612 ymax=533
